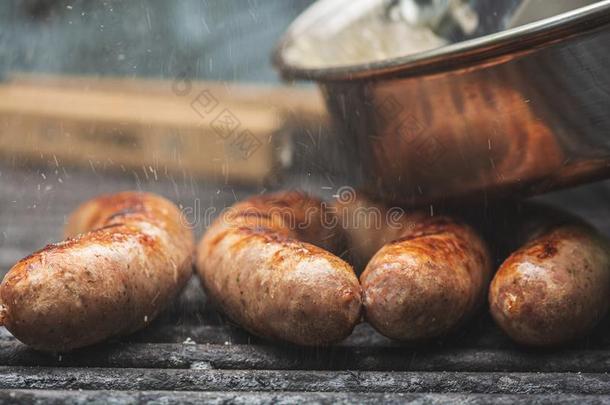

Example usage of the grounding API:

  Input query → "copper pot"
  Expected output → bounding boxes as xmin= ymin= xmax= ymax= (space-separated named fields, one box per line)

xmin=275 ymin=0 xmax=610 ymax=205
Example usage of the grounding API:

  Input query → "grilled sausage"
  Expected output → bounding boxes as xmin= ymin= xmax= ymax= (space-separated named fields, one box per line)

xmin=336 ymin=193 xmax=492 ymax=341
xmin=196 ymin=191 xmax=361 ymax=346
xmin=333 ymin=192 xmax=424 ymax=272
xmin=0 ymin=192 xmax=194 ymax=352
xmin=489 ymin=204 xmax=610 ymax=346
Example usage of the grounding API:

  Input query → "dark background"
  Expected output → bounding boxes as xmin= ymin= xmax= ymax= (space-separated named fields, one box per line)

xmin=0 ymin=0 xmax=311 ymax=82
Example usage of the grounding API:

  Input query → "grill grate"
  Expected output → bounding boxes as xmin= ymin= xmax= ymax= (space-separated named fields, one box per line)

xmin=1 ymin=164 xmax=610 ymax=404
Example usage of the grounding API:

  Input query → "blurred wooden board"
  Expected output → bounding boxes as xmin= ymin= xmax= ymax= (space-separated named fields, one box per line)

xmin=7 ymin=73 xmax=325 ymax=119
xmin=0 ymin=74 xmax=326 ymax=184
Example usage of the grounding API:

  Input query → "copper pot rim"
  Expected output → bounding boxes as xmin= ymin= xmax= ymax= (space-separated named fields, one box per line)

xmin=274 ymin=0 xmax=610 ymax=82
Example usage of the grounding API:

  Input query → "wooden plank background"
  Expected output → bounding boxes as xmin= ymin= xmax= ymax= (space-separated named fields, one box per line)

xmin=0 ymin=74 xmax=327 ymax=185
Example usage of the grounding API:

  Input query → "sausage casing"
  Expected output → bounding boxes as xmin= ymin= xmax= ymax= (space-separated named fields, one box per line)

xmin=196 ymin=191 xmax=361 ymax=346
xmin=0 ymin=192 xmax=194 ymax=351
xmin=337 ymin=194 xmax=492 ymax=341
xmin=489 ymin=205 xmax=610 ymax=346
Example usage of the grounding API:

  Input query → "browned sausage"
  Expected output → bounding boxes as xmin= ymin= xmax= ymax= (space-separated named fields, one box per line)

xmin=333 ymin=192 xmax=424 ymax=271
xmin=0 ymin=192 xmax=194 ymax=352
xmin=489 ymin=204 xmax=610 ymax=346
xmin=336 ymin=194 xmax=492 ymax=341
xmin=196 ymin=191 xmax=361 ymax=346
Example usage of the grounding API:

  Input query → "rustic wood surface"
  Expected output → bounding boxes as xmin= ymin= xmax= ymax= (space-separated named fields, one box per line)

xmin=1 ymin=162 xmax=610 ymax=404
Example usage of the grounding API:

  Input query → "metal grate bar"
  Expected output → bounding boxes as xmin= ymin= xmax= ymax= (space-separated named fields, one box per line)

xmin=3 ymin=390 xmax=609 ymax=404
xmin=2 ymin=341 xmax=610 ymax=373
xmin=2 ymin=367 xmax=610 ymax=394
